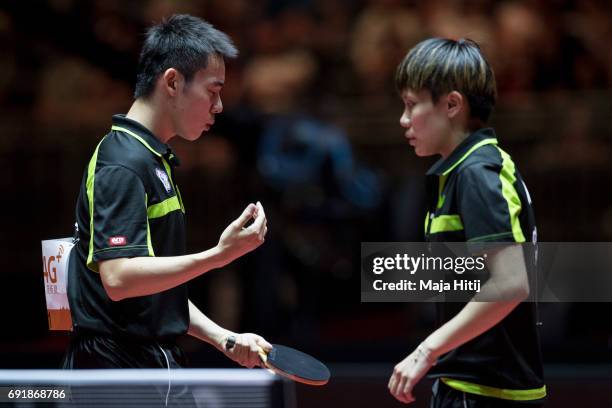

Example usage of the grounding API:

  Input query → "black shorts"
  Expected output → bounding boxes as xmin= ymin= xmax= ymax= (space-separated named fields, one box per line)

xmin=61 ymin=332 xmax=196 ymax=407
xmin=431 ymin=380 xmax=545 ymax=408
xmin=61 ymin=331 xmax=187 ymax=369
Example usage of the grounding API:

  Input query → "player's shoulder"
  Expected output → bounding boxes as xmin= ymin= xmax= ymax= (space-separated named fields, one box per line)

xmin=97 ymin=130 xmax=155 ymax=173
xmin=456 ymin=143 xmax=504 ymax=176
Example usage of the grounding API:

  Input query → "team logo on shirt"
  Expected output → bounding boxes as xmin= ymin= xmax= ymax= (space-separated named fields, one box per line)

xmin=155 ymin=168 xmax=172 ymax=193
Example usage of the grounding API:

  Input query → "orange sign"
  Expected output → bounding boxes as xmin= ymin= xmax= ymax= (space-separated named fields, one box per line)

xmin=41 ymin=238 xmax=74 ymax=331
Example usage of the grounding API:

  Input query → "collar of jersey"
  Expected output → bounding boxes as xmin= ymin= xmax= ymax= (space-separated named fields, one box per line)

xmin=426 ymin=127 xmax=498 ymax=176
xmin=110 ymin=114 xmax=178 ymax=163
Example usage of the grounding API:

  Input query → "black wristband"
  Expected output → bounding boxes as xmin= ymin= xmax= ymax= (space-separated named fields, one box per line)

xmin=225 ymin=335 xmax=236 ymax=351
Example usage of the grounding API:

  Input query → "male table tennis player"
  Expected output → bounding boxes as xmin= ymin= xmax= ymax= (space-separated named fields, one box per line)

xmin=387 ymin=38 xmax=545 ymax=407
xmin=62 ymin=15 xmax=272 ymax=374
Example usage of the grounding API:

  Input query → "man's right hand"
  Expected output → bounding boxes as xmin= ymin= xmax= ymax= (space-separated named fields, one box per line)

xmin=217 ymin=202 xmax=267 ymax=264
xmin=220 ymin=332 xmax=273 ymax=369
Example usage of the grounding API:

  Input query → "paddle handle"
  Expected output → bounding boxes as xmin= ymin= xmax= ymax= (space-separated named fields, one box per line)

xmin=257 ymin=347 xmax=269 ymax=364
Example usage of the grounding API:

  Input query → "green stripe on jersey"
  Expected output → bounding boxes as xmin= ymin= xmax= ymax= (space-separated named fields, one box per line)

xmin=86 ymin=140 xmax=104 ymax=273
xmin=441 ymin=377 xmax=546 ymax=401
xmin=430 ymin=214 xmax=464 ymax=234
xmin=147 ymin=196 xmax=182 ymax=219
xmin=496 ymin=147 xmax=525 ymax=242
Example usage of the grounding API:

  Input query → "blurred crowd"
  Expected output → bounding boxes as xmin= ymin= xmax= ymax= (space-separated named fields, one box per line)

xmin=1 ymin=0 xmax=611 ymax=125
xmin=0 ymin=0 xmax=611 ymax=365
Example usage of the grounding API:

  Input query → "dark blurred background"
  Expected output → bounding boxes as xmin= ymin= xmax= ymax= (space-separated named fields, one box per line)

xmin=1 ymin=0 xmax=611 ymax=406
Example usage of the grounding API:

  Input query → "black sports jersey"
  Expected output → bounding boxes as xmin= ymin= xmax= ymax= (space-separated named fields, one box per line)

xmin=67 ymin=115 xmax=189 ymax=340
xmin=424 ymin=128 xmax=545 ymax=398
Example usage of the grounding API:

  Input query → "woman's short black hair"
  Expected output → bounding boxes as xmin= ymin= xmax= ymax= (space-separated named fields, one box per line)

xmin=396 ymin=38 xmax=497 ymax=123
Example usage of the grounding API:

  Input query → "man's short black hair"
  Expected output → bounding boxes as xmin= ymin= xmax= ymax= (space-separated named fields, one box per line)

xmin=134 ymin=14 xmax=238 ymax=99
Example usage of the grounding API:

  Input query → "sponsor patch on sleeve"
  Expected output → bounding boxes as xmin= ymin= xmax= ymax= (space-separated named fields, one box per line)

xmin=108 ymin=236 xmax=127 ymax=246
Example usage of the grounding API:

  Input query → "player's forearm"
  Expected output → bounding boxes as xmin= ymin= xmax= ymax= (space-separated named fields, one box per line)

xmin=99 ymin=246 xmax=232 ymax=301
xmin=423 ymin=300 xmax=521 ymax=358
xmin=187 ymin=300 xmax=232 ymax=349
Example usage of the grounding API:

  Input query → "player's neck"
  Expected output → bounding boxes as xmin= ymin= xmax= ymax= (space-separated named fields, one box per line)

xmin=440 ymin=128 xmax=470 ymax=159
xmin=126 ymin=98 xmax=174 ymax=144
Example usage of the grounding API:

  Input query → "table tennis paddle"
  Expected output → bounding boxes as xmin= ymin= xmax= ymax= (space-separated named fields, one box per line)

xmin=258 ymin=344 xmax=330 ymax=386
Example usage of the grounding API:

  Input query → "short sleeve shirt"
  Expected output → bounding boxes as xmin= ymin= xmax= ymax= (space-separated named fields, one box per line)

xmin=67 ymin=115 xmax=189 ymax=340
xmin=424 ymin=128 xmax=536 ymax=246
xmin=424 ymin=128 xmax=544 ymax=391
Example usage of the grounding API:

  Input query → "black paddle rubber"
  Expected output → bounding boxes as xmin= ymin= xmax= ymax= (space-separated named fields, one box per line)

xmin=260 ymin=344 xmax=330 ymax=386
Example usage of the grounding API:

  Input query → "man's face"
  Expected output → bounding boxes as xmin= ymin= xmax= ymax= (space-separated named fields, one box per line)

xmin=174 ymin=56 xmax=225 ymax=141
xmin=399 ymin=89 xmax=452 ymax=157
